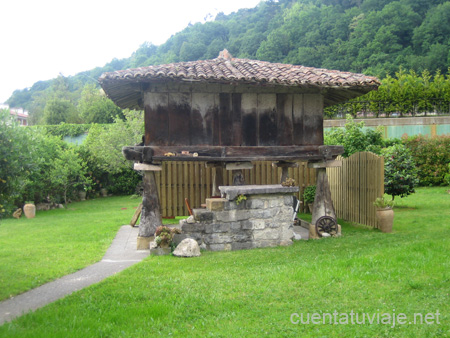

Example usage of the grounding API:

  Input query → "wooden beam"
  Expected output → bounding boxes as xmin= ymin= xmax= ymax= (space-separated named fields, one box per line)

xmin=225 ymin=162 xmax=253 ymax=170
xmin=134 ymin=163 xmax=162 ymax=171
xmin=308 ymin=160 xmax=342 ymax=169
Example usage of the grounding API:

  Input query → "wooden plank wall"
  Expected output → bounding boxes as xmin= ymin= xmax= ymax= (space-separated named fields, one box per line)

xmin=154 ymin=161 xmax=316 ymax=217
xmin=327 ymin=152 xmax=384 ymax=228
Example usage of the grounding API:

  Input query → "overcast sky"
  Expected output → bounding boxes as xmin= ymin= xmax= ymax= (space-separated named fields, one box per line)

xmin=0 ymin=0 xmax=262 ymax=104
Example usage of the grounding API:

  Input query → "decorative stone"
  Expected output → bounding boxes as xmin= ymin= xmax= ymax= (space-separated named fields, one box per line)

xmin=293 ymin=232 xmax=302 ymax=240
xmin=321 ymin=232 xmax=331 ymax=237
xmin=173 ymin=238 xmax=201 ymax=257
xmin=206 ymin=198 xmax=226 ymax=211
xmin=13 ymin=208 xmax=22 ymax=219
xmin=219 ymin=184 xmax=299 ymax=201
xmin=186 ymin=215 xmax=195 ymax=224
xmin=149 ymin=240 xmax=158 ymax=250
xmin=193 ymin=209 xmax=213 ymax=223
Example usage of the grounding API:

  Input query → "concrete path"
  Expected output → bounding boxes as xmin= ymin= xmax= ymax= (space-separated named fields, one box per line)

xmin=0 ymin=225 xmax=148 ymax=326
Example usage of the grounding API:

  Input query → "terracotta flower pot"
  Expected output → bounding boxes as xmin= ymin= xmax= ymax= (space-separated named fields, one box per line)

xmin=376 ymin=208 xmax=394 ymax=233
xmin=23 ymin=203 xmax=36 ymax=219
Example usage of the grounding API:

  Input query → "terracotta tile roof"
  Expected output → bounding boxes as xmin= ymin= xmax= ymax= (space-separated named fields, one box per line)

xmin=99 ymin=50 xmax=379 ymax=109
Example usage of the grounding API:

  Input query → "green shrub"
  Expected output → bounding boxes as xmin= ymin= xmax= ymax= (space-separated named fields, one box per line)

xmin=324 ymin=115 xmax=385 ymax=157
xmin=382 ymin=144 xmax=418 ymax=200
xmin=444 ymin=164 xmax=450 ymax=186
xmin=303 ymin=185 xmax=316 ymax=204
xmin=403 ymin=135 xmax=450 ymax=186
xmin=106 ymin=170 xmax=142 ymax=196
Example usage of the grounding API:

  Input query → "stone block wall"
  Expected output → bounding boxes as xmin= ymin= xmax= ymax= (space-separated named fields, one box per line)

xmin=180 ymin=185 xmax=298 ymax=251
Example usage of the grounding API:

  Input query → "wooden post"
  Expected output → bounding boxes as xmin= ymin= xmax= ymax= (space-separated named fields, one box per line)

xmin=232 ymin=170 xmax=245 ymax=186
xmin=134 ymin=163 xmax=163 ymax=249
xmin=272 ymin=161 xmax=298 ymax=184
xmin=308 ymin=161 xmax=342 ymax=239
xmin=226 ymin=162 xmax=253 ymax=186
xmin=207 ymin=162 xmax=225 ymax=197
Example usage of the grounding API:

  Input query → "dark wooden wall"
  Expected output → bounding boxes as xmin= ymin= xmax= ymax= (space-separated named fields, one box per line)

xmin=144 ymin=90 xmax=324 ymax=147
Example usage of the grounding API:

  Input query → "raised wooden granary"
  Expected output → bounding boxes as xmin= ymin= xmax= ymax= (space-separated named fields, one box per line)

xmin=100 ymin=50 xmax=379 ymax=246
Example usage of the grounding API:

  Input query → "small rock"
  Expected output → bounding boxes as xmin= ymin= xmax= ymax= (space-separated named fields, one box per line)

xmin=57 ymin=204 xmax=64 ymax=209
xmin=293 ymin=232 xmax=302 ymax=240
xmin=321 ymin=232 xmax=331 ymax=237
xmin=173 ymin=238 xmax=201 ymax=257
xmin=186 ymin=215 xmax=195 ymax=224
xmin=149 ymin=240 xmax=158 ymax=250
xmin=199 ymin=242 xmax=207 ymax=250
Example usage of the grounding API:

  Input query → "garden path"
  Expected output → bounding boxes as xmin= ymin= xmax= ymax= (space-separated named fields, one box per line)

xmin=0 ymin=225 xmax=148 ymax=326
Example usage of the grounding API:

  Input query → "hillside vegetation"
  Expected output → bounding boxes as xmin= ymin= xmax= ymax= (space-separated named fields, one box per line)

xmin=7 ymin=0 xmax=450 ymax=122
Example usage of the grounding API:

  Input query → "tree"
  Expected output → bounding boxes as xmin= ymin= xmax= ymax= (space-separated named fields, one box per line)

xmin=0 ymin=110 xmax=36 ymax=218
xmin=78 ymin=84 xmax=124 ymax=124
xmin=324 ymin=115 xmax=385 ymax=157
xmin=50 ymin=145 xmax=91 ymax=205
xmin=84 ymin=110 xmax=144 ymax=174
xmin=382 ymin=144 xmax=418 ymax=200
xmin=43 ymin=98 xmax=77 ymax=125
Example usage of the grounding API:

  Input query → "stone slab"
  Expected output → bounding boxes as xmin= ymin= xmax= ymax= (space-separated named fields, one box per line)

xmin=219 ymin=184 xmax=299 ymax=200
xmin=206 ymin=198 xmax=226 ymax=211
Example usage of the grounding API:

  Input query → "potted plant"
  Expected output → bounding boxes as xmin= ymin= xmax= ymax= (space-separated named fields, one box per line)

xmin=373 ymin=197 xmax=395 ymax=233
xmin=152 ymin=226 xmax=182 ymax=255
xmin=303 ymin=185 xmax=316 ymax=213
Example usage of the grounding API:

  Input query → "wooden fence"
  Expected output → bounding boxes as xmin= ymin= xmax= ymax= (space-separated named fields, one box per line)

xmin=327 ymin=152 xmax=384 ymax=228
xmin=153 ymin=152 xmax=384 ymax=228
xmin=154 ymin=161 xmax=316 ymax=217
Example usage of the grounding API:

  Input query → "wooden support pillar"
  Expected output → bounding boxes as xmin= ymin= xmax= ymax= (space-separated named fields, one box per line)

xmin=226 ymin=162 xmax=253 ymax=186
xmin=308 ymin=160 xmax=341 ymax=239
xmin=207 ymin=162 xmax=225 ymax=197
xmin=272 ymin=161 xmax=298 ymax=184
xmin=134 ymin=163 xmax=163 ymax=249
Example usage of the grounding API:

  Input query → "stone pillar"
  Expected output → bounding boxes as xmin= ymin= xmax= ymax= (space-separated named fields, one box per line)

xmin=308 ymin=160 xmax=341 ymax=239
xmin=134 ymin=163 xmax=163 ymax=249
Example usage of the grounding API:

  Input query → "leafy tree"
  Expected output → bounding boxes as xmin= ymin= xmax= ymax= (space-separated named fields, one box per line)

xmin=78 ymin=84 xmax=124 ymax=123
xmin=43 ymin=98 xmax=78 ymax=125
xmin=84 ymin=110 xmax=144 ymax=174
xmin=382 ymin=144 xmax=418 ymax=200
xmin=0 ymin=110 xmax=42 ymax=217
xmin=50 ymin=145 xmax=91 ymax=205
xmin=324 ymin=115 xmax=385 ymax=157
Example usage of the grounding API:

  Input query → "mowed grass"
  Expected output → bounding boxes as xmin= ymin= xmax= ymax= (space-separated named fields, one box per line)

xmin=1 ymin=188 xmax=449 ymax=337
xmin=0 ymin=196 xmax=142 ymax=300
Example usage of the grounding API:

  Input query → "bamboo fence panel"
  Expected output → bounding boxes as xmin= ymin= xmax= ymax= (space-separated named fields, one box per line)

xmin=327 ymin=152 xmax=384 ymax=228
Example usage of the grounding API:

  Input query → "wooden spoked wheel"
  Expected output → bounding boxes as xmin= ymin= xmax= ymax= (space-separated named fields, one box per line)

xmin=315 ymin=216 xmax=337 ymax=237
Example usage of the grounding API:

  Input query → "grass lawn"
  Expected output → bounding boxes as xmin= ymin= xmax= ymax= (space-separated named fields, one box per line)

xmin=0 ymin=196 xmax=147 ymax=300
xmin=1 ymin=187 xmax=449 ymax=337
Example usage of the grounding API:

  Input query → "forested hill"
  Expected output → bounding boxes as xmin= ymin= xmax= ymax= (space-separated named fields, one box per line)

xmin=7 ymin=0 xmax=450 ymax=121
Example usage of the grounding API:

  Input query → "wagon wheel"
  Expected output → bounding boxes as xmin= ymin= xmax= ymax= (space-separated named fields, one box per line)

xmin=315 ymin=216 xmax=337 ymax=237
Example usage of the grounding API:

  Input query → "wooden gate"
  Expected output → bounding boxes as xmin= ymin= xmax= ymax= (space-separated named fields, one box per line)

xmin=327 ymin=152 xmax=384 ymax=228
